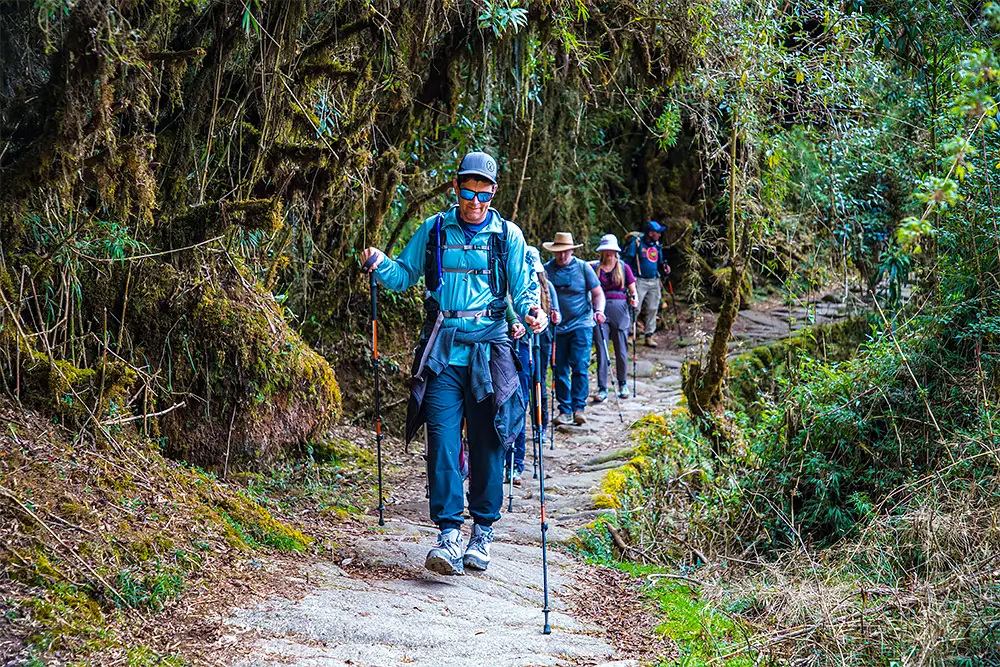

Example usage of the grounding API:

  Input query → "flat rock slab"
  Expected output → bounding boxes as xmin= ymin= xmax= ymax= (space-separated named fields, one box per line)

xmin=633 ymin=360 xmax=656 ymax=377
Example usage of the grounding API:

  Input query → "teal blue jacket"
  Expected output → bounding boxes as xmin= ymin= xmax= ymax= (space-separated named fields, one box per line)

xmin=375 ymin=206 xmax=538 ymax=366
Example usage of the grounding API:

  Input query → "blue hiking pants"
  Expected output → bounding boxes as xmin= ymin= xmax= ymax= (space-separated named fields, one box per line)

xmin=510 ymin=338 xmax=531 ymax=473
xmin=555 ymin=327 xmax=592 ymax=415
xmin=540 ymin=331 xmax=553 ymax=433
xmin=424 ymin=364 xmax=507 ymax=531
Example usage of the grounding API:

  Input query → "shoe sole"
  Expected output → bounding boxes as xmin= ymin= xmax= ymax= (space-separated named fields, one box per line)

xmin=425 ymin=553 xmax=464 ymax=576
xmin=463 ymin=554 xmax=489 ymax=571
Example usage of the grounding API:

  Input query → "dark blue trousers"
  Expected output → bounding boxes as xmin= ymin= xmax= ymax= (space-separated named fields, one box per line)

xmin=540 ymin=331 xmax=553 ymax=427
xmin=555 ymin=327 xmax=592 ymax=415
xmin=424 ymin=364 xmax=507 ymax=531
xmin=510 ymin=339 xmax=532 ymax=473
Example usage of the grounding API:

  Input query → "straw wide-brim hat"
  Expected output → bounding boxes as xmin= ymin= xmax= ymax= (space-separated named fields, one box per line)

xmin=542 ymin=232 xmax=583 ymax=252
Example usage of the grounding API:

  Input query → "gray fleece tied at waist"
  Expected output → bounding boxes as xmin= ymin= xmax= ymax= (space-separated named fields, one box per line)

xmin=405 ymin=315 xmax=524 ymax=450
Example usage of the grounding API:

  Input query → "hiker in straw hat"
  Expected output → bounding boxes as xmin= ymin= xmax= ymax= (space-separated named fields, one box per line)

xmin=542 ymin=232 xmax=605 ymax=426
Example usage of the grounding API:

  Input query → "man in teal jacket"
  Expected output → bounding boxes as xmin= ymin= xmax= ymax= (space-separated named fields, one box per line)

xmin=360 ymin=151 xmax=547 ymax=575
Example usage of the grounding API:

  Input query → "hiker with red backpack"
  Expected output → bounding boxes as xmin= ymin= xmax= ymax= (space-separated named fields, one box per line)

xmin=360 ymin=151 xmax=546 ymax=576
xmin=621 ymin=220 xmax=671 ymax=348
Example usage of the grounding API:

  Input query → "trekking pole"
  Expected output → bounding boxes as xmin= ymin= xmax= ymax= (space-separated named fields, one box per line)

xmin=630 ymin=305 xmax=637 ymax=397
xmin=599 ymin=326 xmax=623 ymax=424
xmin=531 ymin=329 xmax=552 ymax=635
xmin=666 ymin=278 xmax=683 ymax=339
xmin=507 ymin=447 xmax=515 ymax=511
xmin=549 ymin=320 xmax=557 ymax=451
xmin=532 ymin=398 xmax=539 ymax=480
xmin=362 ymin=254 xmax=386 ymax=527
xmin=509 ymin=339 xmax=527 ymax=511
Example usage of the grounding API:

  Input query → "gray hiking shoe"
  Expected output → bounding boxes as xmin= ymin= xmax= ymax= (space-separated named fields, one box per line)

xmin=618 ymin=385 xmax=630 ymax=399
xmin=463 ymin=524 xmax=493 ymax=571
xmin=554 ymin=412 xmax=573 ymax=426
xmin=596 ymin=389 xmax=608 ymax=403
xmin=573 ymin=410 xmax=587 ymax=425
xmin=425 ymin=528 xmax=464 ymax=575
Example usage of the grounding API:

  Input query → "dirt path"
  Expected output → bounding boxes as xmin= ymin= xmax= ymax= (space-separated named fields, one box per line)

xmin=220 ymin=294 xmax=858 ymax=667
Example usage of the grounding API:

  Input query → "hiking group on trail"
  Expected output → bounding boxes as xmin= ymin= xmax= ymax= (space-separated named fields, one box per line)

xmin=359 ymin=150 xmax=673 ymax=579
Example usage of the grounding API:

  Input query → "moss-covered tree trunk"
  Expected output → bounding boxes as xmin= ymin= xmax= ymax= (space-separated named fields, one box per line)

xmin=682 ymin=257 xmax=746 ymax=419
xmin=683 ymin=119 xmax=744 ymax=438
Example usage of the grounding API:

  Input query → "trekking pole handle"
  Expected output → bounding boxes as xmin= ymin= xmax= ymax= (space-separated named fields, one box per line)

xmin=362 ymin=252 xmax=380 ymax=274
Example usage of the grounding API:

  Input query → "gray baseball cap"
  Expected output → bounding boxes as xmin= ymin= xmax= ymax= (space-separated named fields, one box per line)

xmin=457 ymin=151 xmax=498 ymax=184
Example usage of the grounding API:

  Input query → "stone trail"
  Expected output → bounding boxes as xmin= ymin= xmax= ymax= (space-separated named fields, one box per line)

xmin=223 ymin=296 xmax=856 ymax=667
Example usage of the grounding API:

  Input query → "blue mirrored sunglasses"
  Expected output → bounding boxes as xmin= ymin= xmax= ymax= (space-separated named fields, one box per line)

xmin=459 ymin=188 xmax=495 ymax=203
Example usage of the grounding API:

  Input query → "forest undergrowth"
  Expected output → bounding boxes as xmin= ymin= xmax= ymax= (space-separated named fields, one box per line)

xmin=0 ymin=396 xmax=380 ymax=664
xmin=580 ymin=303 xmax=1000 ymax=665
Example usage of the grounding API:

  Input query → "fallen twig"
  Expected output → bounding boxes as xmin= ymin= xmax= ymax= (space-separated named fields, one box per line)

xmin=103 ymin=400 xmax=186 ymax=425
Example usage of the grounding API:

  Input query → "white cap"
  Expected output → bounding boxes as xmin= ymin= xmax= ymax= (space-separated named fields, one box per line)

xmin=595 ymin=234 xmax=621 ymax=253
xmin=525 ymin=245 xmax=544 ymax=273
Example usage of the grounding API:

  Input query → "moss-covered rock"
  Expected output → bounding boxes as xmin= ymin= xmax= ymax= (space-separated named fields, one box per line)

xmin=78 ymin=257 xmax=341 ymax=470
xmin=19 ymin=357 xmax=137 ymax=428
xmin=161 ymin=266 xmax=339 ymax=470
xmin=727 ymin=317 xmax=871 ymax=417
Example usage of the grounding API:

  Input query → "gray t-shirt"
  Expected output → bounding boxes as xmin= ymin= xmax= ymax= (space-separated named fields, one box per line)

xmin=544 ymin=257 xmax=599 ymax=333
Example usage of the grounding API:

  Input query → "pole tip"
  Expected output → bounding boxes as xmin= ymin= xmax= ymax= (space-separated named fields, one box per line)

xmin=543 ymin=624 xmax=551 ymax=635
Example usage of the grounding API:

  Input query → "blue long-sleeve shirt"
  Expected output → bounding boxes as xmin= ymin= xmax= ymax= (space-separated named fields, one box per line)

xmin=375 ymin=206 xmax=538 ymax=367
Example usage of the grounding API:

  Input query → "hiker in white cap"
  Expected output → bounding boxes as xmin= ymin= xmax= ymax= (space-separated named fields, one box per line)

xmin=505 ymin=245 xmax=561 ymax=486
xmin=542 ymin=232 xmax=604 ymax=425
xmin=590 ymin=234 xmax=638 ymax=402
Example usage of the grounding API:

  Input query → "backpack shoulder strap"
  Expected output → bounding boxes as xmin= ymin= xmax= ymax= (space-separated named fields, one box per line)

xmin=487 ymin=211 xmax=511 ymax=298
xmin=424 ymin=212 xmax=446 ymax=294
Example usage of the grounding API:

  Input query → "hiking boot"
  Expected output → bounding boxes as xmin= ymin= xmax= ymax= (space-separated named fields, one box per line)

xmin=463 ymin=524 xmax=493 ymax=571
xmin=512 ymin=469 xmax=522 ymax=487
xmin=645 ymin=335 xmax=658 ymax=348
xmin=425 ymin=528 xmax=464 ymax=575
xmin=554 ymin=412 xmax=573 ymax=426
xmin=573 ymin=410 xmax=587 ymax=425
xmin=617 ymin=385 xmax=630 ymax=399
xmin=595 ymin=388 xmax=608 ymax=403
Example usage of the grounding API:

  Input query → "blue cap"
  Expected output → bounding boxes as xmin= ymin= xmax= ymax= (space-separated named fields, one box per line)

xmin=647 ymin=220 xmax=665 ymax=233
